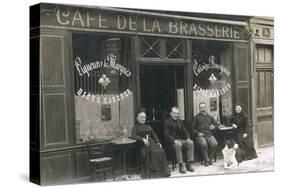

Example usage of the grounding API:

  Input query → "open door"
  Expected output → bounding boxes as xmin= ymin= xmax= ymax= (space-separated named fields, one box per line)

xmin=139 ymin=65 xmax=185 ymax=143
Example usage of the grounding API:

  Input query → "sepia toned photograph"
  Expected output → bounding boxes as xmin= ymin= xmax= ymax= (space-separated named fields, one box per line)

xmin=30 ymin=2 xmax=274 ymax=185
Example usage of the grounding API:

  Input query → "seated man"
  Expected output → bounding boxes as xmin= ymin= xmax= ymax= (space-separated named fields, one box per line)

xmin=164 ymin=106 xmax=195 ymax=174
xmin=192 ymin=102 xmax=218 ymax=167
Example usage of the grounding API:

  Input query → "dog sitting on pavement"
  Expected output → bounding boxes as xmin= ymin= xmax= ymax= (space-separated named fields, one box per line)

xmin=222 ymin=139 xmax=239 ymax=169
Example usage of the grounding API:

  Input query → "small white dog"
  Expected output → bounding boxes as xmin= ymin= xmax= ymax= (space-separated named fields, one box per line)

xmin=222 ymin=139 xmax=239 ymax=169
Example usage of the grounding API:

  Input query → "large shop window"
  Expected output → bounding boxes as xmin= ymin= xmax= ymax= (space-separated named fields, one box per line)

xmin=72 ymin=33 xmax=134 ymax=143
xmin=192 ymin=41 xmax=233 ymax=123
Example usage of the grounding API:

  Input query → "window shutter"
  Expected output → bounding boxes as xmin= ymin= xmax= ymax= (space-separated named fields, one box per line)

xmin=233 ymin=42 xmax=251 ymax=119
xmin=40 ymin=30 xmax=74 ymax=150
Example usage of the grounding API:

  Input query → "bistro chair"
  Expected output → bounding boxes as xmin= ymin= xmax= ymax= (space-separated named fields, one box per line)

xmin=86 ymin=139 xmax=114 ymax=182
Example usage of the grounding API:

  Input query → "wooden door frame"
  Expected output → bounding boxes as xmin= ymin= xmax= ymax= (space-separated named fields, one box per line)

xmin=133 ymin=36 xmax=193 ymax=126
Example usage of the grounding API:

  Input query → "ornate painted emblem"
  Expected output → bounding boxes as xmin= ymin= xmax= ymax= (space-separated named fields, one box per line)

xmin=98 ymin=74 xmax=111 ymax=89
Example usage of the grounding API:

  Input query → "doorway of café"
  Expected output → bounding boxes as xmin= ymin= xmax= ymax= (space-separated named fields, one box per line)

xmin=139 ymin=64 xmax=186 ymax=144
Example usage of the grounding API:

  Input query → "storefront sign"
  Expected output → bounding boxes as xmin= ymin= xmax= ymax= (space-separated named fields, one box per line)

xmin=77 ymin=88 xmax=133 ymax=104
xmin=193 ymin=83 xmax=231 ymax=97
xmin=193 ymin=55 xmax=230 ymax=76
xmin=193 ymin=55 xmax=232 ymax=97
xmin=74 ymin=54 xmax=131 ymax=77
xmin=39 ymin=4 xmax=249 ymax=40
xmin=75 ymin=54 xmax=133 ymax=104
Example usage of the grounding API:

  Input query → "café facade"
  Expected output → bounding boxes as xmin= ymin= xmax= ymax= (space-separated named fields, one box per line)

xmin=30 ymin=3 xmax=274 ymax=185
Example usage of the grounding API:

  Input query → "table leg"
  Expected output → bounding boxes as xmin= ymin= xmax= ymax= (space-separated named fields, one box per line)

xmin=123 ymin=149 xmax=127 ymax=175
xmin=118 ymin=149 xmax=130 ymax=180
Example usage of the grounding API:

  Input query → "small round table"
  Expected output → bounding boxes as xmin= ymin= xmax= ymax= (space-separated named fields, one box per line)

xmin=217 ymin=125 xmax=236 ymax=151
xmin=218 ymin=125 xmax=236 ymax=140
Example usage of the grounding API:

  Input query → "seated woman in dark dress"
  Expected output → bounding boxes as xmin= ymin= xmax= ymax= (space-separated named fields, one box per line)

xmin=131 ymin=111 xmax=170 ymax=179
xmin=228 ymin=104 xmax=258 ymax=161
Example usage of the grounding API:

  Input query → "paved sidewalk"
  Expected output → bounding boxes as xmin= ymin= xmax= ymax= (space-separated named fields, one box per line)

xmin=170 ymin=146 xmax=273 ymax=177
xmin=119 ymin=146 xmax=273 ymax=181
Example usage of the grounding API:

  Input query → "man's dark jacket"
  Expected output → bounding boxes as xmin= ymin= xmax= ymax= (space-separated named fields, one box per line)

xmin=192 ymin=112 xmax=218 ymax=137
xmin=164 ymin=117 xmax=190 ymax=145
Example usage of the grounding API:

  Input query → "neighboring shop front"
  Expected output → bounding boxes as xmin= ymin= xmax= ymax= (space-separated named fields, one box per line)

xmin=249 ymin=17 xmax=274 ymax=147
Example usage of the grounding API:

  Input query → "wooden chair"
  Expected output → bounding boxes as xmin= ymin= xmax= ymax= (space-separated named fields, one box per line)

xmin=86 ymin=140 xmax=114 ymax=182
xmin=164 ymin=144 xmax=177 ymax=171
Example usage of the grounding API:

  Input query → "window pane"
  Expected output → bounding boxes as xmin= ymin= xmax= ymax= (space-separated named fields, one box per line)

xmin=265 ymin=48 xmax=273 ymax=63
xmin=140 ymin=37 xmax=161 ymax=58
xmin=237 ymin=48 xmax=248 ymax=81
xmin=258 ymin=48 xmax=265 ymax=63
xmin=256 ymin=71 xmax=260 ymax=107
xmin=166 ymin=38 xmax=184 ymax=58
xmin=266 ymin=71 xmax=273 ymax=106
xmin=192 ymin=41 xmax=233 ymax=123
xmin=72 ymin=33 xmax=134 ymax=143
xmin=259 ymin=71 xmax=266 ymax=107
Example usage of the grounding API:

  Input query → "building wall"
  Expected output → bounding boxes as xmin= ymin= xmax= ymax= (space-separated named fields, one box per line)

xmin=30 ymin=3 xmax=275 ymax=185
